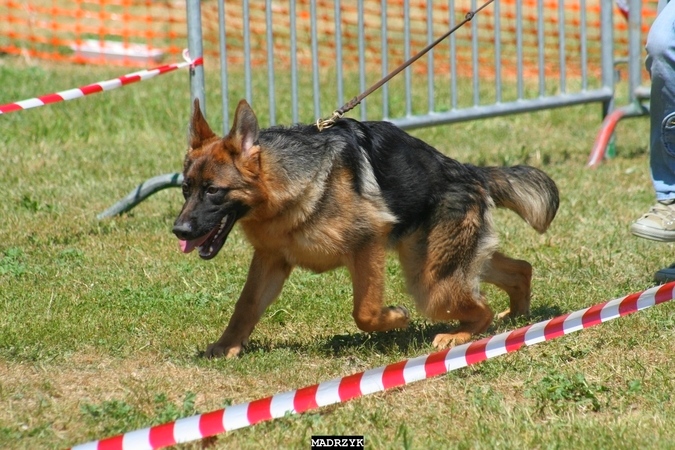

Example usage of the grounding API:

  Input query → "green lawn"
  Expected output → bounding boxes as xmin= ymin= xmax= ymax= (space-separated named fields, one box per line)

xmin=1 ymin=56 xmax=673 ymax=450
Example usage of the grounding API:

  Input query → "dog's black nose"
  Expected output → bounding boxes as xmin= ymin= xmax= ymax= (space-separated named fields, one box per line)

xmin=173 ymin=222 xmax=193 ymax=240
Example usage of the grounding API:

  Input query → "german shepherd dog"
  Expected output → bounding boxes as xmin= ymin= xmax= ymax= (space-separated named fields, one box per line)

xmin=173 ymin=99 xmax=559 ymax=358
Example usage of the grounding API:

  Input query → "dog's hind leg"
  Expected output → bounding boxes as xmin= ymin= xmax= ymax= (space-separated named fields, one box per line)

xmin=398 ymin=225 xmax=496 ymax=349
xmin=481 ymin=251 xmax=532 ymax=320
xmin=344 ymin=240 xmax=410 ymax=333
xmin=205 ymin=250 xmax=292 ymax=358
xmin=422 ymin=279 xmax=494 ymax=349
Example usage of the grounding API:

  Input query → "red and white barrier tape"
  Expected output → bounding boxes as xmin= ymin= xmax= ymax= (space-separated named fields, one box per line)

xmin=70 ymin=281 xmax=675 ymax=450
xmin=0 ymin=50 xmax=203 ymax=115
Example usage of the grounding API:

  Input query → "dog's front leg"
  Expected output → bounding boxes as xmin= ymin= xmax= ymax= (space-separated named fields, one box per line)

xmin=205 ymin=250 xmax=292 ymax=358
xmin=345 ymin=240 xmax=410 ymax=332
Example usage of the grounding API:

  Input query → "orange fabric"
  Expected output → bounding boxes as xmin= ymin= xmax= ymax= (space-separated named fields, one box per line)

xmin=0 ymin=0 xmax=659 ymax=78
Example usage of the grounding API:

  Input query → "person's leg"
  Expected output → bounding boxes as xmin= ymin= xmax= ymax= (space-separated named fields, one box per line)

xmin=630 ymin=0 xmax=675 ymax=242
xmin=647 ymin=0 xmax=675 ymax=201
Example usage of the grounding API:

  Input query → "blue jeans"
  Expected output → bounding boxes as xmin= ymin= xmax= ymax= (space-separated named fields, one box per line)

xmin=647 ymin=0 xmax=675 ymax=201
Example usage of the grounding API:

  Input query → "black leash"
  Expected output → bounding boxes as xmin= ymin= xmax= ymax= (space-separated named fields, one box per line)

xmin=316 ymin=0 xmax=495 ymax=131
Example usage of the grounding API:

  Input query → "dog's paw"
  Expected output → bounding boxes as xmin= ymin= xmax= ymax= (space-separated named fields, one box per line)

xmin=204 ymin=341 xmax=243 ymax=358
xmin=496 ymin=308 xmax=529 ymax=321
xmin=387 ymin=305 xmax=410 ymax=329
xmin=432 ymin=332 xmax=471 ymax=349
xmin=496 ymin=309 xmax=512 ymax=320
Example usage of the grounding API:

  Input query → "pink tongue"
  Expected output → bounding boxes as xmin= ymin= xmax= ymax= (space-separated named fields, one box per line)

xmin=178 ymin=233 xmax=211 ymax=254
xmin=179 ymin=239 xmax=198 ymax=253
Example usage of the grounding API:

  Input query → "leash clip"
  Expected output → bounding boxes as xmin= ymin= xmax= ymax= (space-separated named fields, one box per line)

xmin=316 ymin=110 xmax=344 ymax=131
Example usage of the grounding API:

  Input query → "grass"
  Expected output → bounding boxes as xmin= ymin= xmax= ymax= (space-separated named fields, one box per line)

xmin=1 ymin=54 xmax=674 ymax=450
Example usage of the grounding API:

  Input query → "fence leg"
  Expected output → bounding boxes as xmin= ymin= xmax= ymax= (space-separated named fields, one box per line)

xmin=97 ymin=173 xmax=183 ymax=219
xmin=586 ymin=101 xmax=649 ymax=168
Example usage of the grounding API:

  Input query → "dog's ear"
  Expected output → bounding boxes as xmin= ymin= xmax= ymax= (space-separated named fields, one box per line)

xmin=229 ymin=99 xmax=260 ymax=159
xmin=189 ymin=98 xmax=216 ymax=150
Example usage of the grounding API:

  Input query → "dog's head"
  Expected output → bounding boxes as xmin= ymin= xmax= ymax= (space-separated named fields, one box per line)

xmin=173 ymin=99 xmax=262 ymax=259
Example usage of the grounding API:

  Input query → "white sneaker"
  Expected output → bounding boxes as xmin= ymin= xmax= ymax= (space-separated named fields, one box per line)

xmin=630 ymin=201 xmax=675 ymax=242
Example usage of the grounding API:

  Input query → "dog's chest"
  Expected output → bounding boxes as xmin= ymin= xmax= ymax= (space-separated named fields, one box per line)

xmin=241 ymin=220 xmax=349 ymax=272
xmin=240 ymin=162 xmax=394 ymax=272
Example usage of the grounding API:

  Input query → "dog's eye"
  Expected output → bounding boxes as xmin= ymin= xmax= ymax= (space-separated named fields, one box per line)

xmin=181 ymin=183 xmax=189 ymax=198
xmin=206 ymin=186 xmax=220 ymax=195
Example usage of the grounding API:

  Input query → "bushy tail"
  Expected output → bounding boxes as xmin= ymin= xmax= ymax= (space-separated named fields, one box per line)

xmin=481 ymin=165 xmax=559 ymax=233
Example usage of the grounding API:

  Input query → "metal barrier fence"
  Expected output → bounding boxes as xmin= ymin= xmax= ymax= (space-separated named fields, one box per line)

xmin=101 ymin=0 xmax=652 ymax=217
xmin=188 ymin=0 xmax=620 ymax=133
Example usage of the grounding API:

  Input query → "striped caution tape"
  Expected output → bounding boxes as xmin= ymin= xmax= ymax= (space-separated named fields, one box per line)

xmin=70 ymin=281 xmax=675 ymax=450
xmin=0 ymin=50 xmax=202 ymax=115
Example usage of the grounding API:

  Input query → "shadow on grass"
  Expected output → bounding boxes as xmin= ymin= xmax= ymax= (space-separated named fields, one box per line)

xmin=489 ymin=304 xmax=565 ymax=334
xmin=317 ymin=304 xmax=566 ymax=357
xmin=318 ymin=321 xmax=452 ymax=357
xmin=206 ymin=303 xmax=565 ymax=359
xmin=529 ymin=304 xmax=565 ymax=321
xmin=206 ymin=322 xmax=451 ymax=359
